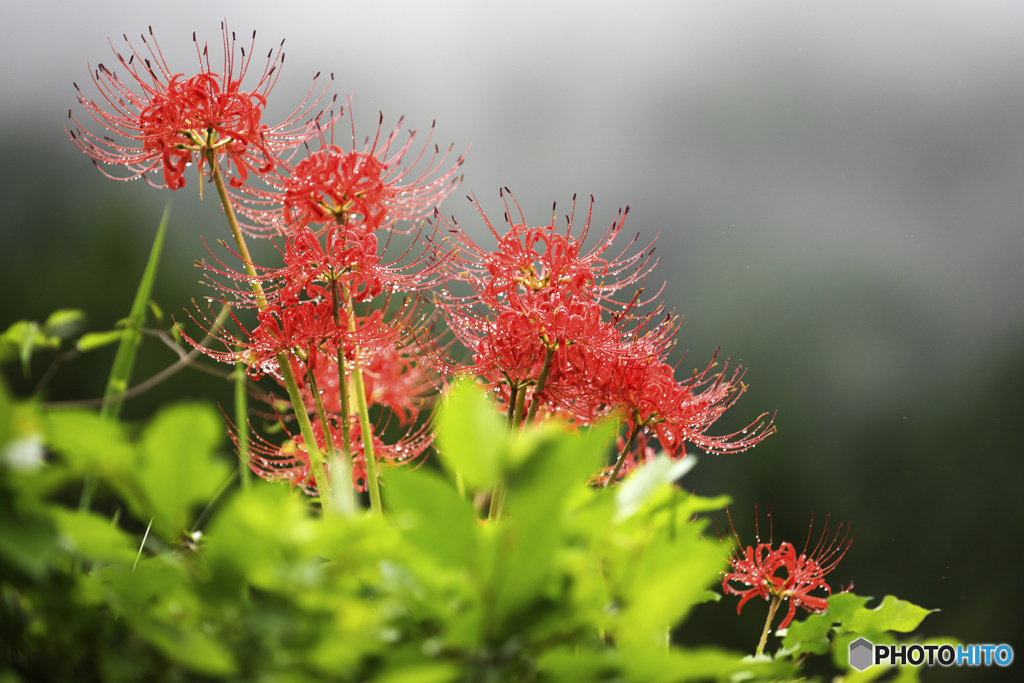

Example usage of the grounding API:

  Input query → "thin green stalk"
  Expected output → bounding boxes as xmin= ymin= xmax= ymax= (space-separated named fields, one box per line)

xmin=489 ymin=385 xmax=528 ymax=522
xmin=308 ymin=364 xmax=354 ymax=516
xmin=80 ymin=204 xmax=170 ymax=513
xmin=234 ymin=350 xmax=250 ymax=490
xmin=280 ymin=357 xmax=333 ymax=513
xmin=350 ymin=363 xmax=382 ymax=515
xmin=488 ymin=479 xmax=508 ymax=522
xmin=333 ymin=280 xmax=382 ymax=515
xmin=207 ymin=155 xmax=332 ymax=513
xmin=510 ymin=382 xmax=528 ymax=429
xmin=331 ymin=281 xmax=356 ymax=508
xmin=756 ymin=595 xmax=782 ymax=657
xmin=603 ymin=420 xmax=643 ymax=489
xmin=522 ymin=343 xmax=557 ymax=427
xmin=505 ymin=383 xmax=520 ymax=432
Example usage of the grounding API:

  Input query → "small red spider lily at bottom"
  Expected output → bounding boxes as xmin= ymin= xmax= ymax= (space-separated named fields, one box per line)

xmin=722 ymin=510 xmax=852 ymax=632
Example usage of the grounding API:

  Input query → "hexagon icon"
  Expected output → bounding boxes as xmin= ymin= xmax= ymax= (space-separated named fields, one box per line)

xmin=849 ymin=637 xmax=874 ymax=671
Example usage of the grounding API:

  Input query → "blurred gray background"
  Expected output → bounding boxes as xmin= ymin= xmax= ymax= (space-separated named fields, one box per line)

xmin=2 ymin=1 xmax=1022 ymax=676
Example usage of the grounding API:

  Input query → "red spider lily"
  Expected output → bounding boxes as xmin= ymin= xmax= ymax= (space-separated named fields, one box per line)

xmin=240 ymin=410 xmax=432 ymax=494
xmin=230 ymin=112 xmax=464 ymax=236
xmin=183 ymin=296 xmax=412 ymax=384
xmin=438 ymin=190 xmax=773 ymax=475
xmin=68 ymin=23 xmax=336 ymax=190
xmin=602 ymin=352 xmax=776 ymax=459
xmin=304 ymin=343 xmax=436 ymax=425
xmin=180 ymin=220 xmax=447 ymax=375
xmin=443 ymin=191 xmax=656 ymax=309
xmin=437 ymin=192 xmax=660 ymax=408
xmin=722 ymin=511 xmax=852 ymax=630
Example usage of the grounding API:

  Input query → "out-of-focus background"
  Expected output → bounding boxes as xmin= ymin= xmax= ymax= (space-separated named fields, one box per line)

xmin=3 ymin=1 xmax=1022 ymax=676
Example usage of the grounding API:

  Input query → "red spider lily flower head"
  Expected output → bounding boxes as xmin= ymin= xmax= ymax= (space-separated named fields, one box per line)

xmin=240 ymin=410 xmax=432 ymax=495
xmin=722 ymin=509 xmax=852 ymax=630
xmin=444 ymin=190 xmax=656 ymax=308
xmin=178 ymin=221 xmax=447 ymax=380
xmin=68 ymin=23 xmax=337 ymax=190
xmin=299 ymin=339 xmax=437 ymax=425
xmin=232 ymin=111 xmax=465 ymax=236
xmin=605 ymin=351 xmax=776 ymax=459
xmin=437 ymin=191 xmax=660 ymax=407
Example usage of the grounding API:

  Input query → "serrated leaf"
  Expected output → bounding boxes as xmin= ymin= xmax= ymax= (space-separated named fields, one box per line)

xmin=845 ymin=595 xmax=934 ymax=634
xmin=781 ymin=591 xmax=871 ymax=656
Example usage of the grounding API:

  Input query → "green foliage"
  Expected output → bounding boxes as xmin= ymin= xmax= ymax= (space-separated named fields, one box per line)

xmin=1 ymin=379 xmax=939 ymax=681
xmin=0 ymin=310 xmax=86 ymax=376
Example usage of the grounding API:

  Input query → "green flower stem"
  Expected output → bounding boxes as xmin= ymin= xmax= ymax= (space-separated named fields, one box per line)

xmin=511 ymin=381 xmax=528 ymax=428
xmin=333 ymin=280 xmax=382 ymax=516
xmin=522 ymin=343 xmax=557 ymax=428
xmin=234 ymin=350 xmax=250 ymax=490
xmin=308 ymin=365 xmax=354 ymax=516
xmin=331 ymin=281 xmax=356 ymax=508
xmin=350 ymin=360 xmax=382 ymax=515
xmin=505 ymin=383 xmax=520 ymax=431
xmin=756 ymin=594 xmax=782 ymax=657
xmin=336 ymin=350 xmax=354 ymax=482
xmin=80 ymin=206 xmax=171 ymax=513
xmin=603 ymin=420 xmax=643 ymax=489
xmin=489 ymin=385 xmax=528 ymax=522
xmin=207 ymin=153 xmax=332 ymax=513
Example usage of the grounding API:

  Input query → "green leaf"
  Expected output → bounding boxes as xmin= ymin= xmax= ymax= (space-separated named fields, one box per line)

xmin=50 ymin=507 xmax=138 ymax=564
xmin=375 ymin=663 xmax=460 ymax=683
xmin=100 ymin=204 xmax=169 ymax=420
xmin=781 ymin=591 xmax=870 ymax=657
xmin=0 ymin=320 xmax=48 ymax=375
xmin=615 ymin=453 xmax=697 ymax=522
xmin=845 ymin=595 xmax=935 ymax=634
xmin=147 ymin=299 xmax=164 ymax=324
xmin=616 ymin=531 xmax=726 ymax=649
xmin=44 ymin=409 xmax=134 ymax=475
xmin=137 ymin=402 xmax=228 ymax=538
xmin=204 ymin=483 xmax=322 ymax=591
xmin=435 ymin=380 xmax=505 ymax=490
xmin=43 ymin=309 xmax=86 ymax=340
xmin=385 ymin=467 xmax=478 ymax=570
xmin=490 ymin=421 xmax=614 ymax=629
xmin=125 ymin=612 xmax=237 ymax=676
xmin=620 ymin=646 xmax=796 ymax=682
xmin=76 ymin=330 xmax=127 ymax=352
xmin=536 ymin=648 xmax=619 ymax=681
xmin=0 ymin=508 xmax=58 ymax=578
